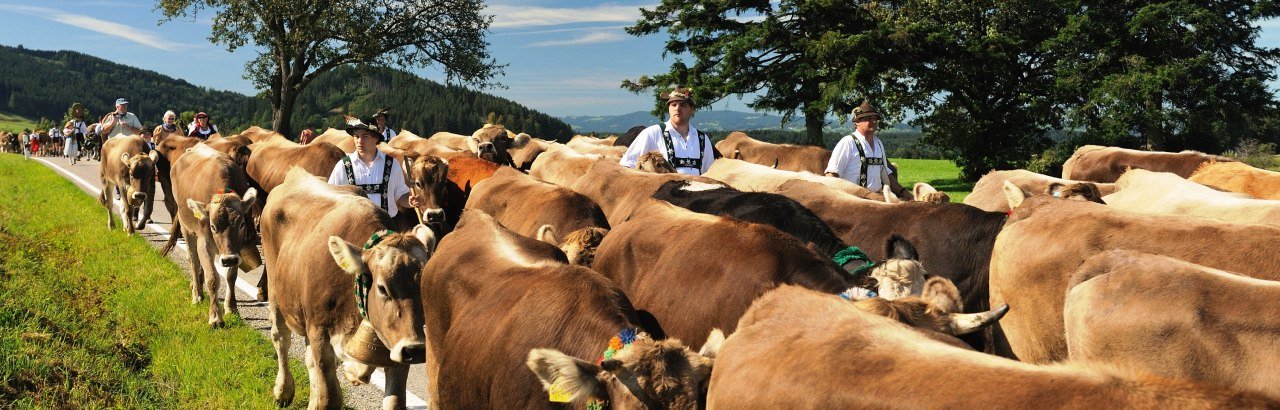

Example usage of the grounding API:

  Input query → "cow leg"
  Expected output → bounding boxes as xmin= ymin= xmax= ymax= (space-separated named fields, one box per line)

xmin=102 ymin=182 xmax=116 ymax=230
xmin=238 ymin=245 xmax=268 ymax=301
xmin=183 ymin=230 xmax=204 ymax=304
xmin=269 ymin=304 xmax=295 ymax=407
xmin=305 ymin=330 xmax=342 ymax=409
xmin=380 ymin=364 xmax=411 ymax=410
xmin=200 ymin=235 xmax=224 ymax=328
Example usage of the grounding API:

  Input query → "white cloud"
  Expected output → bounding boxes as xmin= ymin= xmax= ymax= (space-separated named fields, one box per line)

xmin=527 ymin=31 xmax=627 ymax=47
xmin=0 ymin=3 xmax=182 ymax=51
xmin=487 ymin=4 xmax=647 ymax=29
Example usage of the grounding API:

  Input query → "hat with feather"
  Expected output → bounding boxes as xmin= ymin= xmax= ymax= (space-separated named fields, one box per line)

xmin=344 ymin=115 xmax=379 ymax=139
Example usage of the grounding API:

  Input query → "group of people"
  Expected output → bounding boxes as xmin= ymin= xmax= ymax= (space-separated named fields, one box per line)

xmin=618 ymin=86 xmax=910 ymax=197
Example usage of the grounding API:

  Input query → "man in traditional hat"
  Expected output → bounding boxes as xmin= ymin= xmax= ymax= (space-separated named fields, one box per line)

xmin=619 ymin=85 xmax=715 ymax=175
xmin=825 ymin=100 xmax=908 ymax=197
xmin=327 ymin=116 xmax=419 ymax=216
xmin=99 ymin=97 xmax=143 ymax=139
xmin=371 ymin=108 xmax=396 ymax=142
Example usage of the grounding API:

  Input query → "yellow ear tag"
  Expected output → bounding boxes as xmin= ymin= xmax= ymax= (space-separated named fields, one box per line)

xmin=192 ymin=208 xmax=206 ymax=221
xmin=548 ymin=382 xmax=572 ymax=403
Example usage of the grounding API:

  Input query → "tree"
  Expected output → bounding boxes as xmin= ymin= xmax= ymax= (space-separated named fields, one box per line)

xmin=890 ymin=0 xmax=1069 ymax=181
xmin=1046 ymin=0 xmax=1280 ymax=152
xmin=158 ymin=0 xmax=504 ymax=137
xmin=623 ymin=1 xmax=910 ymax=146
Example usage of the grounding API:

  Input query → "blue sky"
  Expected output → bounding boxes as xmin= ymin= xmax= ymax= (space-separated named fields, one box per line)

xmin=2 ymin=1 xmax=1280 ymax=118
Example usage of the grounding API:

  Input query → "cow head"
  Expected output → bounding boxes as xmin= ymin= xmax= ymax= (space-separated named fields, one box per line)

xmin=406 ymin=155 xmax=450 ymax=229
xmin=527 ymin=330 xmax=722 ymax=409
xmin=122 ymin=151 xmax=158 ymax=206
xmin=1047 ymin=182 xmax=1104 ymax=203
xmin=854 ymin=276 xmax=1009 ymax=338
xmin=469 ymin=124 xmax=531 ymax=166
xmin=328 ymin=225 xmax=436 ymax=364
xmin=537 ymin=225 xmax=610 ymax=266
xmin=914 ymin=182 xmax=951 ymax=203
xmin=637 ymin=151 xmax=677 ymax=173
xmin=863 ymin=235 xmax=928 ymax=300
xmin=187 ymin=188 xmax=258 ymax=274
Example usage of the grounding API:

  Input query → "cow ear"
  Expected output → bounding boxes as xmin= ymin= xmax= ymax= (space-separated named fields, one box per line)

xmin=1047 ymin=182 xmax=1066 ymax=198
xmin=1002 ymin=180 xmax=1027 ymax=209
xmin=914 ymin=182 xmax=938 ymax=200
xmin=511 ymin=133 xmax=531 ymax=149
xmin=241 ymin=187 xmax=258 ymax=207
xmin=148 ymin=150 xmax=159 ymax=163
xmin=921 ymin=276 xmax=963 ymax=313
xmin=186 ymin=199 xmax=207 ymax=221
xmin=526 ymin=349 xmax=604 ymax=403
xmin=411 ymin=224 xmax=437 ymax=256
xmin=536 ymin=225 xmax=560 ymax=245
xmin=882 ymin=185 xmax=901 ymax=204
xmin=121 ymin=152 xmax=131 ymax=164
xmin=699 ymin=329 xmax=725 ymax=359
xmin=327 ymin=236 xmax=367 ymax=275
xmin=886 ymin=235 xmax=919 ymax=261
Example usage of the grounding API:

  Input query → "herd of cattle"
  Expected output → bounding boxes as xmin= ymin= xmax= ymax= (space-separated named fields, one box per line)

xmin=81 ymin=124 xmax=1280 ymax=409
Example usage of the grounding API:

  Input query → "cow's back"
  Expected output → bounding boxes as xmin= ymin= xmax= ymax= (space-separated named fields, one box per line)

xmin=466 ymin=167 xmax=607 ymax=237
xmin=1190 ymin=161 xmax=1280 ymax=200
xmin=967 ymin=169 xmax=1118 ymax=212
xmin=100 ymin=136 xmax=147 ymax=181
xmin=247 ymin=142 xmax=346 ymax=192
xmin=1063 ymin=145 xmax=1231 ymax=183
xmin=171 ymin=147 xmax=248 ymax=226
xmin=991 ymin=197 xmax=1280 ymax=363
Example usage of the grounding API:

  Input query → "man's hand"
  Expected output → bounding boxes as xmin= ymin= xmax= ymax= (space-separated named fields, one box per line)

xmin=408 ymin=193 xmax=422 ymax=208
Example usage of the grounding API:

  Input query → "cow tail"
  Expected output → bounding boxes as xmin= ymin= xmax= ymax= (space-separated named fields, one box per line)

xmin=159 ymin=219 xmax=182 ymax=256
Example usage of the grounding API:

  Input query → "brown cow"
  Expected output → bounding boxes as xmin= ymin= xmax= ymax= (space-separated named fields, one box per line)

xmin=529 ymin=147 xmax=606 ymax=188
xmin=155 ymin=135 xmax=255 ymax=220
xmin=991 ymin=185 xmax=1280 ymax=363
xmin=572 ymin=160 xmax=718 ymax=227
xmin=1061 ymin=144 xmax=1234 ymax=183
xmin=508 ymin=137 xmax=558 ymax=170
xmin=170 ymin=144 xmax=264 ymax=326
xmin=708 ymin=285 xmax=1278 ymax=408
xmin=703 ymin=158 xmax=884 ymax=201
xmin=429 ymin=124 xmax=531 ymax=166
xmin=714 ymin=131 xmax=832 ymax=174
xmin=99 ymin=135 xmax=157 ymax=235
xmin=466 ymin=167 xmax=609 ymax=265
xmin=440 ymin=157 xmax=500 ymax=231
xmin=1103 ymin=169 xmax=1280 ymax=226
xmin=567 ymin=134 xmax=617 ymax=146
xmin=261 ymin=168 xmax=433 ymax=409
xmin=388 ymin=130 xmax=469 ymax=160
xmin=567 ymin=137 xmax=628 ymax=158
xmin=966 ymin=169 xmax=1115 ymax=213
xmin=418 ymin=210 xmax=717 ymax=409
xmin=1065 ymin=250 xmax=1280 ymax=399
xmin=592 ymin=198 xmax=926 ymax=348
xmin=245 ymin=140 xmax=346 ymax=193
xmin=1190 ymin=161 xmax=1280 ymax=200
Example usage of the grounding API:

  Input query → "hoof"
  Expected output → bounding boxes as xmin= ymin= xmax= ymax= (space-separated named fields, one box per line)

xmin=256 ymin=289 xmax=268 ymax=302
xmin=209 ymin=318 xmax=225 ymax=328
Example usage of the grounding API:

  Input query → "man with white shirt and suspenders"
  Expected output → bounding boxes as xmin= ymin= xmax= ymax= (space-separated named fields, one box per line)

xmin=327 ymin=116 xmax=421 ymax=216
xmin=825 ymin=101 xmax=909 ymax=198
xmin=619 ymin=85 xmax=716 ymax=175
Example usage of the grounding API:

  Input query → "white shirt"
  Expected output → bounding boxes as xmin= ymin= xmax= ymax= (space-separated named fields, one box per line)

xmin=619 ymin=121 xmax=715 ymax=175
xmin=327 ymin=151 xmax=411 ymax=217
xmin=380 ymin=127 xmax=396 ymax=142
xmin=825 ymin=132 xmax=894 ymax=191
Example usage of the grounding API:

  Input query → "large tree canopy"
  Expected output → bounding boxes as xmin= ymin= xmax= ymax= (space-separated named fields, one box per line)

xmin=158 ymin=0 xmax=503 ymax=137
xmin=623 ymin=1 xmax=910 ymax=146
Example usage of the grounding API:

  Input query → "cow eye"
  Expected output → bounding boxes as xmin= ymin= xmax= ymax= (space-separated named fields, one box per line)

xmin=377 ymin=284 xmax=390 ymax=298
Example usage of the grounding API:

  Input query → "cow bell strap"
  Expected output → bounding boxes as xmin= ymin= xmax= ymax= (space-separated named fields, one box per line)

xmin=660 ymin=123 xmax=705 ymax=171
xmin=833 ymin=245 xmax=875 ymax=278
xmin=353 ymin=229 xmax=395 ymax=319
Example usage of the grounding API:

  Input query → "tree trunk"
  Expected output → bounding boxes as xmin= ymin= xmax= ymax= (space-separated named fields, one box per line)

xmin=1143 ymin=95 xmax=1164 ymax=151
xmin=272 ymin=88 xmax=297 ymax=139
xmin=803 ymin=104 xmax=825 ymax=147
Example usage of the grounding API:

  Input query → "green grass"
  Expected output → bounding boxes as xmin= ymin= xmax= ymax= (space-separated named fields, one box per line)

xmin=0 ymin=153 xmax=310 ymax=408
xmin=891 ymin=158 xmax=973 ymax=202
xmin=0 ymin=112 xmax=38 ymax=133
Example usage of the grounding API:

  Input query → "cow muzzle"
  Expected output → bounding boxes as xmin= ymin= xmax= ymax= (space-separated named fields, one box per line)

xmin=390 ymin=340 xmax=427 ymax=364
xmin=477 ymin=141 xmax=496 ymax=154
xmin=131 ymin=191 xmax=146 ymax=201
xmin=219 ymin=254 xmax=241 ymax=268
xmin=422 ymin=209 xmax=445 ymax=224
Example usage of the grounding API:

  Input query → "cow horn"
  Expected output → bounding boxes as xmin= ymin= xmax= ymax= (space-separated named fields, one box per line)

xmin=946 ymin=304 xmax=1009 ymax=335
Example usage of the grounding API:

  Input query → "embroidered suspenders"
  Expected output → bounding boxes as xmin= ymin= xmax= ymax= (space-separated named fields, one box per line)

xmin=851 ymin=137 xmax=886 ymax=188
xmin=342 ymin=155 xmax=395 ymax=211
xmin=660 ymin=123 xmax=706 ymax=171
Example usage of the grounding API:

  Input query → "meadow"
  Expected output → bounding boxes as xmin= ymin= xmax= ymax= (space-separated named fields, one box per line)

xmin=892 ymin=158 xmax=973 ymax=202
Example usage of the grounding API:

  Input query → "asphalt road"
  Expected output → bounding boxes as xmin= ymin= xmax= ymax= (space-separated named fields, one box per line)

xmin=31 ymin=154 xmax=430 ymax=409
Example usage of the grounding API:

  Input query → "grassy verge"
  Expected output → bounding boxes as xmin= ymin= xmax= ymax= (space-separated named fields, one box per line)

xmin=891 ymin=158 xmax=973 ymax=202
xmin=0 ymin=153 xmax=309 ymax=408
xmin=0 ymin=111 xmax=37 ymax=133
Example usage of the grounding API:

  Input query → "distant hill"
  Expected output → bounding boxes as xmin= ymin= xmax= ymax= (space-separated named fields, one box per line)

xmin=562 ymin=110 xmax=862 ymax=134
xmin=0 ymin=44 xmax=572 ymax=139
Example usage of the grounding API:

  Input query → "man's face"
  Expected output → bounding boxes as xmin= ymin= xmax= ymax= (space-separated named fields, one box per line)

xmin=376 ymin=116 xmax=387 ymax=127
xmin=668 ymin=100 xmax=694 ymax=125
xmin=115 ymin=104 xmax=127 ymax=114
xmin=856 ymin=117 xmax=879 ymax=138
xmin=353 ymin=130 xmax=379 ymax=153
xmin=164 ymin=115 xmax=176 ymax=124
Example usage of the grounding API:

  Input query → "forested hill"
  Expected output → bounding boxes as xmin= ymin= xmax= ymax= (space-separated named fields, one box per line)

xmin=0 ymin=44 xmax=573 ymax=140
xmin=0 ymin=44 xmax=270 ymax=129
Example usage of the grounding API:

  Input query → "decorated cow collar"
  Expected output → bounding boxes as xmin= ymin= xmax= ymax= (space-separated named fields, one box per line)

xmin=353 ymin=229 xmax=395 ymax=319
